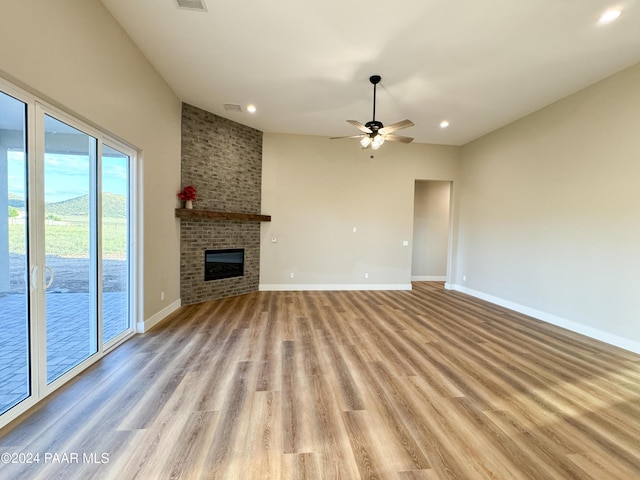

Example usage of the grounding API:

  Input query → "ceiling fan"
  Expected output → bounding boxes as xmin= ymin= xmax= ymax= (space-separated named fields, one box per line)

xmin=332 ymin=75 xmax=414 ymax=150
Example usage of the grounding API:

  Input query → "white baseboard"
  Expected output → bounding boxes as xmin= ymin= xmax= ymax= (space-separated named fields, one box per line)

xmin=412 ymin=276 xmax=446 ymax=282
xmin=137 ymin=298 xmax=181 ymax=333
xmin=259 ymin=283 xmax=413 ymax=292
xmin=445 ymin=283 xmax=640 ymax=354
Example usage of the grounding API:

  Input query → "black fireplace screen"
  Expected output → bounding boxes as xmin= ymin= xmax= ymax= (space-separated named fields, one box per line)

xmin=204 ymin=249 xmax=244 ymax=281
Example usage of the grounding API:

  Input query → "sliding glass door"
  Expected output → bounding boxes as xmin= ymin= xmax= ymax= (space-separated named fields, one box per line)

xmin=0 ymin=80 xmax=135 ymax=426
xmin=0 ymin=91 xmax=30 ymax=416
xmin=101 ymin=144 xmax=130 ymax=344
xmin=43 ymin=114 xmax=98 ymax=383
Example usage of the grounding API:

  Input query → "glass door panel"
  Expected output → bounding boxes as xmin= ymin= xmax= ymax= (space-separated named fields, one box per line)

xmin=102 ymin=144 xmax=130 ymax=344
xmin=0 ymin=91 xmax=31 ymax=414
xmin=43 ymin=114 xmax=97 ymax=383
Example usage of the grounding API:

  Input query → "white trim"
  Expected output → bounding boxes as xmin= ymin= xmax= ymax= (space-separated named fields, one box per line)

xmin=259 ymin=284 xmax=413 ymax=292
xmin=445 ymin=284 xmax=640 ymax=354
xmin=412 ymin=276 xmax=446 ymax=281
xmin=138 ymin=298 xmax=182 ymax=333
xmin=133 ymin=143 xmax=144 ymax=342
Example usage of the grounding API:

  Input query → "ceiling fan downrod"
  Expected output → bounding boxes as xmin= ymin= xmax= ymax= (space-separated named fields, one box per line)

xmin=370 ymin=75 xmax=381 ymax=123
xmin=366 ymin=75 xmax=384 ymax=135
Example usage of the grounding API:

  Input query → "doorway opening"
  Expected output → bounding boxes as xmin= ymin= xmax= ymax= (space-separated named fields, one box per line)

xmin=411 ymin=180 xmax=452 ymax=282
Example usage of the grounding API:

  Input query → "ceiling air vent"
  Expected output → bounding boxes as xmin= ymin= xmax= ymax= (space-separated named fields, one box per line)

xmin=175 ymin=0 xmax=207 ymax=12
xmin=223 ymin=103 xmax=243 ymax=112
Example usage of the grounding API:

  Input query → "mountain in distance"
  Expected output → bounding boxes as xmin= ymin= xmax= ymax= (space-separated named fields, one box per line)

xmin=101 ymin=192 xmax=127 ymax=217
xmin=45 ymin=193 xmax=127 ymax=217
xmin=8 ymin=193 xmax=25 ymax=209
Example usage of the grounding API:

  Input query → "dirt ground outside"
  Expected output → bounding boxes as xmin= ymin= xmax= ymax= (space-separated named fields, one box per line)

xmin=6 ymin=253 xmax=126 ymax=294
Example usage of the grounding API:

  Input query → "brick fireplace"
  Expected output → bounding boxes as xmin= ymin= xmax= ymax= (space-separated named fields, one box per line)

xmin=179 ymin=103 xmax=263 ymax=305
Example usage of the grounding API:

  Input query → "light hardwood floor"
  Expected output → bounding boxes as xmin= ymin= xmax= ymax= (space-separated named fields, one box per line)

xmin=1 ymin=282 xmax=639 ymax=479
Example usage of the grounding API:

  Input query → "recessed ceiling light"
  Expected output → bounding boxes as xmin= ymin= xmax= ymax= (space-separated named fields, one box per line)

xmin=599 ymin=8 xmax=622 ymax=24
xmin=440 ymin=120 xmax=449 ymax=128
xmin=247 ymin=104 xmax=257 ymax=113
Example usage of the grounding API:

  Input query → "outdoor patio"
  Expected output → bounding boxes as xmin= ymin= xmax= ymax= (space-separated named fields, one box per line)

xmin=0 ymin=255 xmax=128 ymax=415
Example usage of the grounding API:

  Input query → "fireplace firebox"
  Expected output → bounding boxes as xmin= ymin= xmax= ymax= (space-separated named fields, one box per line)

xmin=204 ymin=249 xmax=244 ymax=281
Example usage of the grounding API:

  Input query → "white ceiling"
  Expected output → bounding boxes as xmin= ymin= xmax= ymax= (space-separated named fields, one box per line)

xmin=99 ymin=0 xmax=640 ymax=146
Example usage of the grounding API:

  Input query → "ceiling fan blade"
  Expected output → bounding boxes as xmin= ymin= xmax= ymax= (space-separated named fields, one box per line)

xmin=330 ymin=134 xmax=366 ymax=140
xmin=379 ymin=119 xmax=414 ymax=135
xmin=347 ymin=120 xmax=373 ymax=134
xmin=383 ymin=133 xmax=414 ymax=144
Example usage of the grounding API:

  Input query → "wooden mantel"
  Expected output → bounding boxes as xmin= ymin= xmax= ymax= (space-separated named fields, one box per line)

xmin=175 ymin=208 xmax=271 ymax=222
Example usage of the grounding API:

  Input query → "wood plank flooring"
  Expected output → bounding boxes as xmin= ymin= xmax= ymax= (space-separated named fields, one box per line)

xmin=1 ymin=282 xmax=639 ymax=479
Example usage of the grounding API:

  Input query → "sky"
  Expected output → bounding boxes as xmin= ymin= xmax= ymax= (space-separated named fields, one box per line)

xmin=7 ymin=151 xmax=128 ymax=204
xmin=3 ymin=94 xmax=129 ymax=204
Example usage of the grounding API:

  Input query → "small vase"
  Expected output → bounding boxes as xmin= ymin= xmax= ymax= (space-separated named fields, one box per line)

xmin=185 ymin=200 xmax=193 ymax=209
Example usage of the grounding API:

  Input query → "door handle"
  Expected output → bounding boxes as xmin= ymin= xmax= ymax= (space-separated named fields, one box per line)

xmin=44 ymin=265 xmax=54 ymax=290
xmin=30 ymin=265 xmax=38 ymax=290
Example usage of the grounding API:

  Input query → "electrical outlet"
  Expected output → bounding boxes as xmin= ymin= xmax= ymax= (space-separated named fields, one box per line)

xmin=290 ymin=272 xmax=295 ymax=279
xmin=463 ymin=275 xmax=467 ymax=282
xmin=161 ymin=291 xmax=165 ymax=301
xmin=364 ymin=273 xmax=369 ymax=279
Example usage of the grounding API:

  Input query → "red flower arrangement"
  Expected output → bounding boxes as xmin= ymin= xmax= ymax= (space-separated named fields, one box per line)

xmin=177 ymin=185 xmax=197 ymax=202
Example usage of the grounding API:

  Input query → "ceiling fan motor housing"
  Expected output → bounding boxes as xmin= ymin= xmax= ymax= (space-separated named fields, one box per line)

xmin=365 ymin=120 xmax=384 ymax=133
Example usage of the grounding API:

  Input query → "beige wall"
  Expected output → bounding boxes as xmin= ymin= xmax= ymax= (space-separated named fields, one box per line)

xmin=457 ymin=61 xmax=640 ymax=346
xmin=1 ymin=0 xmax=182 ymax=322
xmin=260 ymin=134 xmax=459 ymax=288
xmin=412 ymin=181 xmax=451 ymax=279
xmin=4 ymin=0 xmax=638 ymax=350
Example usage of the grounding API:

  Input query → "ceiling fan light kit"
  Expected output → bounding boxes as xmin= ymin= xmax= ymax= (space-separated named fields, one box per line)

xmin=331 ymin=75 xmax=414 ymax=150
xmin=371 ymin=134 xmax=385 ymax=149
